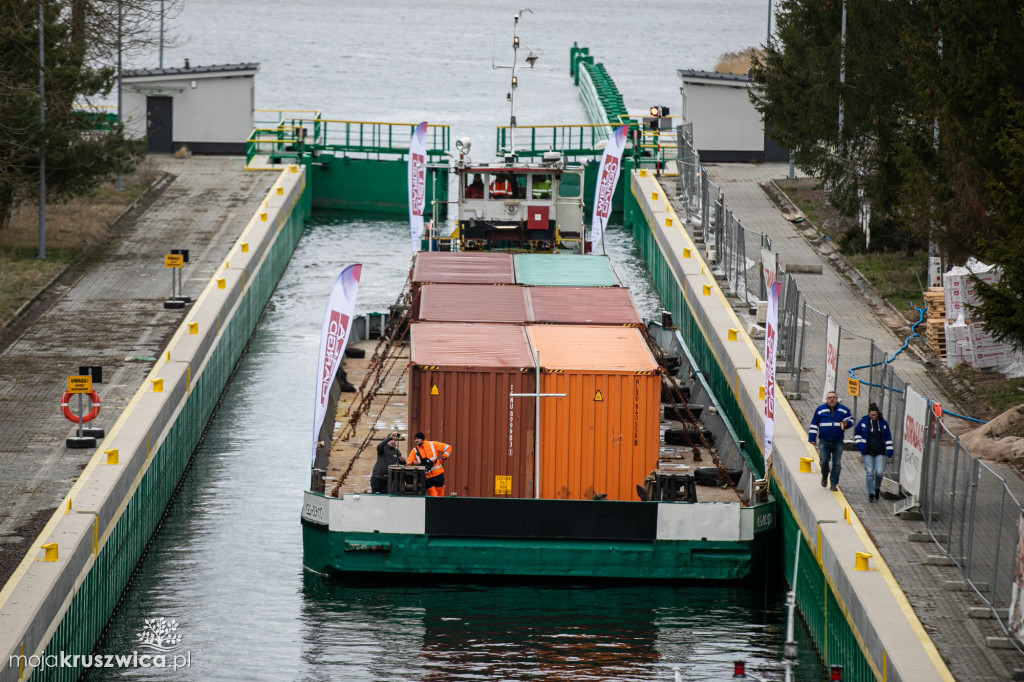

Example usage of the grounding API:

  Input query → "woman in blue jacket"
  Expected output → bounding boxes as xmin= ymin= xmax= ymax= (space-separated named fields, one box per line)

xmin=854 ymin=403 xmax=894 ymax=502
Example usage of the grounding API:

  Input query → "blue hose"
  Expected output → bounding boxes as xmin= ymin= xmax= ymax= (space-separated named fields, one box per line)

xmin=846 ymin=303 xmax=988 ymax=424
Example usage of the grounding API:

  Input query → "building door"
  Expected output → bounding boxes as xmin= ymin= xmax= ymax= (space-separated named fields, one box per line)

xmin=146 ymin=96 xmax=173 ymax=153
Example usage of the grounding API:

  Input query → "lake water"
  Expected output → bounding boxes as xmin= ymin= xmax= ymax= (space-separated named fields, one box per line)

xmin=83 ymin=3 xmax=826 ymax=680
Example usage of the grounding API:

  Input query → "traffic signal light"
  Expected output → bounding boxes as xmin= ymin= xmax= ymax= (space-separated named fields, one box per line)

xmin=647 ymin=106 xmax=671 ymax=130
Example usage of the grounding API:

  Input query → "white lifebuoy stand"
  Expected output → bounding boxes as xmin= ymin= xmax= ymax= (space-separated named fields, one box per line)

xmin=64 ymin=374 xmax=102 ymax=448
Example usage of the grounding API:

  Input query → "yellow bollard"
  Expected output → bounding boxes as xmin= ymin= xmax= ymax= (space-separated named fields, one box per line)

xmin=260 ymin=211 xmax=268 ymax=222
xmin=105 ymin=449 xmax=118 ymax=465
xmin=66 ymin=498 xmax=72 ymax=514
xmin=702 ymin=284 xmax=711 ymax=296
xmin=855 ymin=551 xmax=872 ymax=571
xmin=241 ymin=242 xmax=249 ymax=253
xmin=188 ymin=322 xmax=198 ymax=335
xmin=217 ymin=278 xmax=226 ymax=289
xmin=151 ymin=378 xmax=164 ymax=393
xmin=639 ymin=169 xmax=647 ymax=178
xmin=759 ymin=385 xmax=765 ymax=400
xmin=799 ymin=457 xmax=814 ymax=473
xmin=42 ymin=543 xmax=58 ymax=562
xmin=665 ymin=217 xmax=673 ymax=227
xmin=166 ymin=350 xmax=171 ymax=362
xmin=276 ymin=186 xmax=284 ymax=195
xmin=728 ymin=328 xmax=738 ymax=341
xmin=652 ymin=191 xmax=659 ymax=201
xmin=683 ymin=248 xmax=691 ymax=258
xmin=290 ymin=164 xmax=298 ymax=173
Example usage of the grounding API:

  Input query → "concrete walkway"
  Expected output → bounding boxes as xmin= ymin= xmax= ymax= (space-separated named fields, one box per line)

xmin=0 ymin=157 xmax=275 ymax=588
xmin=681 ymin=163 xmax=1024 ymax=681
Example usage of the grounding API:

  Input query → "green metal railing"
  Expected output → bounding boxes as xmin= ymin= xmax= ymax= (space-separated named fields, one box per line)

xmin=247 ymin=110 xmax=449 ymax=166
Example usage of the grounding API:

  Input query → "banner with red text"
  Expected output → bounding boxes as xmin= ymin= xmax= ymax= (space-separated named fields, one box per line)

xmin=408 ymin=121 xmax=428 ymax=252
xmin=900 ymin=385 xmax=928 ymax=496
xmin=822 ymin=317 xmax=841 ymax=402
xmin=763 ymin=281 xmax=780 ymax=469
xmin=590 ymin=125 xmax=628 ymax=252
xmin=312 ymin=264 xmax=362 ymax=461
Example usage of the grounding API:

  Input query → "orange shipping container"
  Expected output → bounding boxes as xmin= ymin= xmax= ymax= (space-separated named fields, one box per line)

xmin=526 ymin=326 xmax=661 ymax=501
xmin=410 ymin=323 xmax=537 ymax=499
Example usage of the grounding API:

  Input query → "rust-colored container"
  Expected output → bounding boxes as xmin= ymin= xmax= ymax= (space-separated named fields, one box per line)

xmin=416 ymin=284 xmax=529 ymax=323
xmin=527 ymin=287 xmax=642 ymax=326
xmin=526 ymin=325 xmax=661 ymax=502
xmin=410 ymin=323 xmax=537 ymax=499
xmin=411 ymin=252 xmax=516 ymax=318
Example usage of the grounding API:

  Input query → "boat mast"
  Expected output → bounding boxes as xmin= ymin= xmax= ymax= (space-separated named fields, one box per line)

xmin=494 ymin=9 xmax=537 ymax=163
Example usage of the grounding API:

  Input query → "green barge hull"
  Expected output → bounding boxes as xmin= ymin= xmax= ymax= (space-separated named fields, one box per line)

xmin=301 ymin=493 xmax=775 ymax=581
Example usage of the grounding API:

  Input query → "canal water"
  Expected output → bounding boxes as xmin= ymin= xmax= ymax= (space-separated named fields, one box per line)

xmin=84 ymin=2 xmax=826 ymax=680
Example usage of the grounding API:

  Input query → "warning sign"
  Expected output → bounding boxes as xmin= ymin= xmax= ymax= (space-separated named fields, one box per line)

xmin=68 ymin=375 xmax=93 ymax=394
xmin=494 ymin=475 xmax=512 ymax=495
xmin=430 ymin=384 xmax=439 ymax=396
xmin=164 ymin=254 xmax=184 ymax=268
xmin=846 ymin=378 xmax=860 ymax=397
xmin=594 ymin=390 xmax=603 ymax=402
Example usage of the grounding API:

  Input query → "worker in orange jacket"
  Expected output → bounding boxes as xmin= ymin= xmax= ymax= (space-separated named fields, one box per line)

xmin=407 ymin=431 xmax=452 ymax=497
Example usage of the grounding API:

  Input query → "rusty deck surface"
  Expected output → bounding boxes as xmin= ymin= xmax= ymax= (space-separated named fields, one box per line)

xmin=326 ymin=338 xmax=741 ymax=504
xmin=0 ymin=156 xmax=277 ymax=588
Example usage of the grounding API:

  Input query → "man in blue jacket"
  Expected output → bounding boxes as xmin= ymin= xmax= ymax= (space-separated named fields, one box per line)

xmin=808 ymin=391 xmax=854 ymax=491
xmin=854 ymin=403 xmax=894 ymax=502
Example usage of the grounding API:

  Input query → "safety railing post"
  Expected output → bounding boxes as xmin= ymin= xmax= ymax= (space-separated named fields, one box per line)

xmin=964 ymin=459 xmax=981 ymax=581
xmin=947 ymin=437 xmax=961 ymax=558
xmin=991 ymin=485 xmax=1006 ymax=607
xmin=795 ymin=299 xmax=807 ymax=389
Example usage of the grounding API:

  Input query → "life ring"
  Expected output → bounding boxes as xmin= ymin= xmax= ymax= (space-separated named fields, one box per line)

xmin=61 ymin=390 xmax=101 ymax=423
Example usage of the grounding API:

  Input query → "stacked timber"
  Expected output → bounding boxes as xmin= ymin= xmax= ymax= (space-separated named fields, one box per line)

xmin=923 ymin=286 xmax=946 ymax=359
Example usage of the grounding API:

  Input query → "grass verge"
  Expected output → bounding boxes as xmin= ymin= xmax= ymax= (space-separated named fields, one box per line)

xmin=0 ymin=160 xmax=161 ymax=325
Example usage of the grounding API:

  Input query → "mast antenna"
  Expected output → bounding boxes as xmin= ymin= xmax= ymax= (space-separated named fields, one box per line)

xmin=493 ymin=9 xmax=537 ymax=163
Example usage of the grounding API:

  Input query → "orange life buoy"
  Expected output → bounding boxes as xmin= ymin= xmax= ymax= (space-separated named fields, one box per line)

xmin=61 ymin=390 xmax=101 ymax=423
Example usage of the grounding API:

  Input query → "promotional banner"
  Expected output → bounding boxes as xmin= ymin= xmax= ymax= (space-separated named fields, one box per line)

xmin=312 ymin=264 xmax=362 ymax=461
xmin=760 ymin=248 xmax=778 ymax=295
xmin=900 ymin=385 xmax=928 ymax=497
xmin=822 ymin=317 xmax=841 ymax=402
xmin=590 ymin=124 xmax=628 ymax=252
xmin=1008 ymin=513 xmax=1024 ymax=642
xmin=763 ymin=281 xmax=781 ymax=469
xmin=408 ymin=121 xmax=428 ymax=253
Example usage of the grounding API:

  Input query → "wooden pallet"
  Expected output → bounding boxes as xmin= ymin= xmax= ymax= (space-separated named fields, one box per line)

xmin=925 ymin=316 xmax=946 ymax=359
xmin=923 ymin=286 xmax=945 ymax=320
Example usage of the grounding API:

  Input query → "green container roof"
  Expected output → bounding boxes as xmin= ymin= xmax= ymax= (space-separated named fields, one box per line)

xmin=513 ymin=254 xmax=619 ymax=287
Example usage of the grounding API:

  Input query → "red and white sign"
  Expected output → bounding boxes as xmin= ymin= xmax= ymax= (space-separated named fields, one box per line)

xmin=763 ymin=281 xmax=780 ymax=468
xmin=590 ymin=125 xmax=628 ymax=252
xmin=822 ymin=317 xmax=840 ymax=402
xmin=408 ymin=121 xmax=428 ymax=252
xmin=312 ymin=264 xmax=362 ymax=460
xmin=1008 ymin=513 xmax=1024 ymax=642
xmin=761 ymin=248 xmax=778 ymax=293
xmin=900 ymin=385 xmax=928 ymax=496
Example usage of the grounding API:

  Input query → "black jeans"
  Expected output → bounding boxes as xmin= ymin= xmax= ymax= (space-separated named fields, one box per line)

xmin=371 ymin=476 xmax=388 ymax=494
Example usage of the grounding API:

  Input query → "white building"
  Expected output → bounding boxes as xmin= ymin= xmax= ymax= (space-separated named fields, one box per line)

xmin=677 ymin=69 xmax=787 ymax=163
xmin=121 ymin=62 xmax=258 ymax=154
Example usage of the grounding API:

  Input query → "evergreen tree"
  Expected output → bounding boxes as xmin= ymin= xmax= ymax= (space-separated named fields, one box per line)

xmin=0 ymin=0 xmax=142 ymax=230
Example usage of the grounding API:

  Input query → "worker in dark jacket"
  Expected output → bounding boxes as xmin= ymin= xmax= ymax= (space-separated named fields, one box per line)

xmin=854 ymin=403 xmax=894 ymax=502
xmin=808 ymin=391 xmax=854 ymax=491
xmin=370 ymin=432 xmax=405 ymax=494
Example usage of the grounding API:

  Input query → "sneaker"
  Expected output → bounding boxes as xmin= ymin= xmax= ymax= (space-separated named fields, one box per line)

xmin=821 ymin=473 xmax=828 ymax=487
xmin=875 ymin=488 xmax=881 ymax=499
xmin=830 ymin=485 xmax=838 ymax=491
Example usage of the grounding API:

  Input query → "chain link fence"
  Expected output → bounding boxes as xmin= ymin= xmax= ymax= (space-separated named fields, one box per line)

xmin=675 ymin=133 xmax=1024 ymax=641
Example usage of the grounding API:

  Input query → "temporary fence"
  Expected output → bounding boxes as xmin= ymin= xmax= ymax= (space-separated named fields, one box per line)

xmin=675 ymin=132 xmax=1024 ymax=645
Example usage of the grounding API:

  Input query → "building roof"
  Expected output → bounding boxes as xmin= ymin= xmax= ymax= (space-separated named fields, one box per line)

xmin=122 ymin=63 xmax=259 ymax=80
xmin=677 ymin=69 xmax=751 ymax=83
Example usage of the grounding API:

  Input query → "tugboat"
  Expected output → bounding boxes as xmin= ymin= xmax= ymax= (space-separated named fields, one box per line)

xmin=301 ymin=12 xmax=775 ymax=581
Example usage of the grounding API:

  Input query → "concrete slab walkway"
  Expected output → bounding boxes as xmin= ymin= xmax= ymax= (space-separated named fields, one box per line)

xmin=0 ymin=156 xmax=276 ymax=588
xmin=677 ymin=162 xmax=1024 ymax=680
